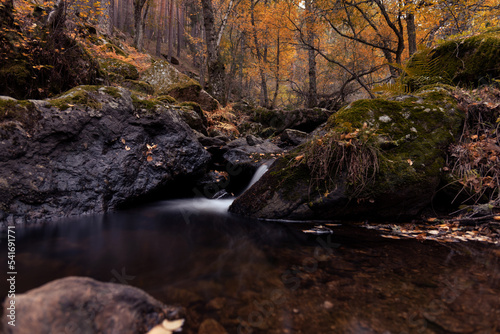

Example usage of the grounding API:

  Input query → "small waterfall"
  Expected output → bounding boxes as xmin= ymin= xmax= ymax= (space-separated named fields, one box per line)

xmin=158 ymin=164 xmax=270 ymax=214
xmin=244 ymin=164 xmax=269 ymax=192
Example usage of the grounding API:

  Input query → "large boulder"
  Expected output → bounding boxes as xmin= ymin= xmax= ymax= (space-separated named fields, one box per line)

xmin=142 ymin=60 xmax=219 ymax=111
xmin=1 ymin=277 xmax=183 ymax=334
xmin=406 ymin=28 xmax=500 ymax=90
xmin=0 ymin=85 xmax=210 ymax=224
xmin=229 ymin=86 xmax=464 ymax=220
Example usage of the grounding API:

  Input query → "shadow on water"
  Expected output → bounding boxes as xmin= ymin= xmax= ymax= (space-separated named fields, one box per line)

xmin=1 ymin=198 xmax=500 ymax=333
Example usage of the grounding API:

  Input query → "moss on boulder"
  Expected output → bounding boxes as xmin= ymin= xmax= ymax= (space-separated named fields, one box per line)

xmin=99 ymin=58 xmax=139 ymax=81
xmin=406 ymin=29 xmax=500 ymax=90
xmin=142 ymin=59 xmax=219 ymax=111
xmin=229 ymin=86 xmax=465 ymax=220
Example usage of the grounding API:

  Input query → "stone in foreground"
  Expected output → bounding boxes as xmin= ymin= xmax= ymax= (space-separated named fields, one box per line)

xmin=1 ymin=276 xmax=183 ymax=334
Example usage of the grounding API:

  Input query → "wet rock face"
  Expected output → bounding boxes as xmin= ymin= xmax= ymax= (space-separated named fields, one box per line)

xmin=230 ymin=87 xmax=465 ymax=220
xmin=0 ymin=86 xmax=210 ymax=224
xmin=1 ymin=277 xmax=183 ymax=334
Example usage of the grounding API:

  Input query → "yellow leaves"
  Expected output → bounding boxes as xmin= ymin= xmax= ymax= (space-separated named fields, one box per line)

xmin=295 ymin=155 xmax=304 ymax=161
xmin=146 ymin=143 xmax=157 ymax=162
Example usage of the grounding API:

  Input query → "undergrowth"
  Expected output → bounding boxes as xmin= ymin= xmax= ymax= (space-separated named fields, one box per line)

xmin=448 ymin=86 xmax=500 ymax=205
xmin=302 ymin=124 xmax=380 ymax=197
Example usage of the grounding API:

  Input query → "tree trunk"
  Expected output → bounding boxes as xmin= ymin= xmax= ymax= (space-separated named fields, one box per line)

xmin=168 ymin=0 xmax=174 ymax=61
xmin=155 ymin=0 xmax=165 ymax=56
xmin=133 ymin=0 xmax=145 ymax=50
xmin=201 ymin=0 xmax=226 ymax=105
xmin=271 ymin=34 xmax=280 ymax=109
xmin=98 ymin=0 xmax=114 ymax=35
xmin=305 ymin=0 xmax=317 ymax=108
xmin=250 ymin=0 xmax=268 ymax=108
xmin=177 ymin=2 xmax=183 ymax=57
xmin=406 ymin=12 xmax=417 ymax=56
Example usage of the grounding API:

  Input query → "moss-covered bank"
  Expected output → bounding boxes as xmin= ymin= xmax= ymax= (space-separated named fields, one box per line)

xmin=406 ymin=29 xmax=500 ymax=90
xmin=229 ymin=86 xmax=465 ymax=220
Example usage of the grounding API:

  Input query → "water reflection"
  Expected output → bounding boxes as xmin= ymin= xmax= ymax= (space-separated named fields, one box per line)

xmin=1 ymin=200 xmax=499 ymax=333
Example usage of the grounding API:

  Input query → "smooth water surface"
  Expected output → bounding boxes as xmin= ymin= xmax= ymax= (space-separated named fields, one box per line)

xmin=1 ymin=199 xmax=499 ymax=333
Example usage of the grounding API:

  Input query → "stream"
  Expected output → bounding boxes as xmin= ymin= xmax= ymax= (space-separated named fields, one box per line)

xmin=1 ymin=177 xmax=500 ymax=333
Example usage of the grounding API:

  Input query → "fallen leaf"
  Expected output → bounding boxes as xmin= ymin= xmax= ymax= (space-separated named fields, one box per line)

xmin=295 ymin=155 xmax=304 ymax=161
xmin=147 ymin=155 xmax=153 ymax=162
xmin=125 ymin=146 xmax=130 ymax=151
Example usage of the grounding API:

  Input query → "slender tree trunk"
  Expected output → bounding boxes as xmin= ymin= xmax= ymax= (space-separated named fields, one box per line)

xmin=305 ymin=0 xmax=317 ymax=108
xmin=98 ymin=0 xmax=114 ymax=35
xmin=168 ymin=0 xmax=174 ymax=60
xmin=271 ymin=34 xmax=280 ymax=109
xmin=201 ymin=0 xmax=226 ymax=105
xmin=177 ymin=2 xmax=183 ymax=57
xmin=250 ymin=0 xmax=268 ymax=108
xmin=133 ymin=0 xmax=147 ymax=50
xmin=239 ymin=33 xmax=245 ymax=100
xmin=406 ymin=12 xmax=417 ymax=56
xmin=155 ymin=0 xmax=165 ymax=56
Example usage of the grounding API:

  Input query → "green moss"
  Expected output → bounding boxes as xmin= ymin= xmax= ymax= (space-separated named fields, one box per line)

xmin=99 ymin=58 xmax=139 ymax=81
xmin=407 ymin=30 xmax=500 ymax=89
xmin=102 ymin=86 xmax=122 ymax=99
xmin=122 ymin=80 xmax=154 ymax=95
xmin=167 ymin=79 xmax=202 ymax=93
xmin=157 ymin=95 xmax=177 ymax=104
xmin=320 ymin=89 xmax=463 ymax=197
xmin=0 ymin=98 xmax=39 ymax=129
xmin=48 ymin=86 xmax=102 ymax=111
xmin=131 ymin=94 xmax=161 ymax=111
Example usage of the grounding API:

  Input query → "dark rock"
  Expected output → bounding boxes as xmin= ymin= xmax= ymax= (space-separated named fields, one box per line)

xmin=230 ymin=87 xmax=464 ymax=220
xmin=280 ymin=128 xmax=309 ymax=146
xmin=282 ymin=108 xmax=333 ymax=133
xmin=223 ymin=135 xmax=282 ymax=170
xmin=0 ymin=86 xmax=210 ymax=224
xmin=177 ymin=106 xmax=208 ymax=135
xmin=162 ymin=54 xmax=180 ymax=65
xmin=168 ymin=83 xmax=220 ymax=112
xmin=1 ymin=276 xmax=183 ymax=334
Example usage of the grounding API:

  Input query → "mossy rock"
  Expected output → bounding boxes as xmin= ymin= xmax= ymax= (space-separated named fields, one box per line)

xmin=179 ymin=101 xmax=207 ymax=125
xmin=141 ymin=59 xmax=194 ymax=94
xmin=99 ymin=58 xmax=139 ymax=81
xmin=0 ymin=97 xmax=40 ymax=130
xmin=251 ymin=108 xmax=286 ymax=128
xmin=177 ymin=106 xmax=207 ymax=135
xmin=48 ymin=85 xmax=104 ymax=111
xmin=406 ymin=29 xmax=500 ymax=90
xmin=229 ymin=87 xmax=465 ymax=220
xmin=157 ymin=95 xmax=177 ymax=104
xmin=121 ymin=80 xmax=154 ymax=95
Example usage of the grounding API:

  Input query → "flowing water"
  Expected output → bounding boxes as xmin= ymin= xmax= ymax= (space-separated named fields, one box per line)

xmin=1 ymin=175 xmax=500 ymax=333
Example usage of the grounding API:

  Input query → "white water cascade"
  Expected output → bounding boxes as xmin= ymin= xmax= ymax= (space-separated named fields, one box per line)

xmin=156 ymin=163 xmax=270 ymax=214
xmin=244 ymin=164 xmax=269 ymax=192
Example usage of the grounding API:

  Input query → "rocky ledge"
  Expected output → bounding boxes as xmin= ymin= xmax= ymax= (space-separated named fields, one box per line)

xmin=0 ymin=85 xmax=210 ymax=224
